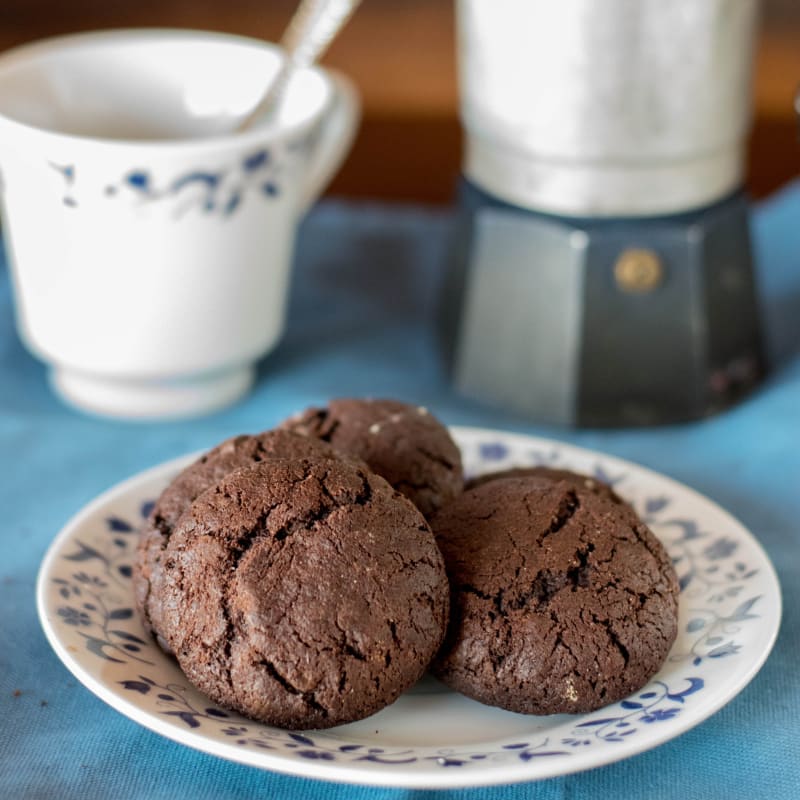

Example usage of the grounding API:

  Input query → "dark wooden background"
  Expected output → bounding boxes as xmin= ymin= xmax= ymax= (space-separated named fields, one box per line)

xmin=2 ymin=0 xmax=798 ymax=204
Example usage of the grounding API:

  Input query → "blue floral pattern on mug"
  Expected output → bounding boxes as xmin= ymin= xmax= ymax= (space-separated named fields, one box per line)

xmin=48 ymin=128 xmax=315 ymax=217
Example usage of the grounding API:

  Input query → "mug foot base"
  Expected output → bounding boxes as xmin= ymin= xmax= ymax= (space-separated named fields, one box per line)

xmin=50 ymin=365 xmax=255 ymax=420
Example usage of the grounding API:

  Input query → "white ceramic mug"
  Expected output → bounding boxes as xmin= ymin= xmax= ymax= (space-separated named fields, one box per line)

xmin=0 ymin=29 xmax=359 ymax=418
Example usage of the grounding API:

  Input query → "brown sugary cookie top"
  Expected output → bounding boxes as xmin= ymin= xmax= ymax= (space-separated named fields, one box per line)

xmin=431 ymin=476 xmax=679 ymax=715
xmin=281 ymin=398 xmax=463 ymax=517
xmin=134 ymin=430 xmax=354 ymax=648
xmin=156 ymin=457 xmax=450 ymax=729
xmin=466 ymin=465 xmax=625 ymax=505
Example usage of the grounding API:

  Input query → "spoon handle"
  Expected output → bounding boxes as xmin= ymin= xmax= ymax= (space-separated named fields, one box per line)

xmin=239 ymin=0 xmax=361 ymax=131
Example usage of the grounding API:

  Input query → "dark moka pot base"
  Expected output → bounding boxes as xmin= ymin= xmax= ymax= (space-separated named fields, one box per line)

xmin=441 ymin=178 xmax=764 ymax=428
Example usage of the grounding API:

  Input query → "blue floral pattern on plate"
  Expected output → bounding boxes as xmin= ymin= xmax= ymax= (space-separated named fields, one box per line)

xmin=36 ymin=428 xmax=781 ymax=788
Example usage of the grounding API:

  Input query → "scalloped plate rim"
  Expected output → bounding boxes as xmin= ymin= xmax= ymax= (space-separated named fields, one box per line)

xmin=36 ymin=425 xmax=782 ymax=789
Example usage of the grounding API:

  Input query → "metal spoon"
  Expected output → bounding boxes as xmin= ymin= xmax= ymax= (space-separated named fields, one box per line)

xmin=238 ymin=0 xmax=362 ymax=131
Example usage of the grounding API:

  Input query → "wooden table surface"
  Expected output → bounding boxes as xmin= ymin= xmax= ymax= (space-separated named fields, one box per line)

xmin=2 ymin=0 xmax=798 ymax=204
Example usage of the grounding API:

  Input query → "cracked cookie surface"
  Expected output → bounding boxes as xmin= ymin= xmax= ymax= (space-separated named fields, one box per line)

xmin=431 ymin=476 xmax=679 ymax=715
xmin=280 ymin=398 xmax=463 ymax=517
xmin=134 ymin=430 xmax=354 ymax=650
xmin=466 ymin=466 xmax=625 ymax=505
xmin=155 ymin=457 xmax=450 ymax=729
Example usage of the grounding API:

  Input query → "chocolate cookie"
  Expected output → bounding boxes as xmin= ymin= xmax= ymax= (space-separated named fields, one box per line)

xmin=280 ymin=398 xmax=463 ymax=517
xmin=134 ymin=430 xmax=352 ymax=649
xmin=155 ymin=458 xmax=450 ymax=729
xmin=431 ymin=476 xmax=679 ymax=715
xmin=467 ymin=466 xmax=624 ymax=505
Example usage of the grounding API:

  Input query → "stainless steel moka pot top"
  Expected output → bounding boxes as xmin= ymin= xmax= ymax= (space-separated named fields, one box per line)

xmin=458 ymin=0 xmax=758 ymax=217
xmin=445 ymin=0 xmax=764 ymax=427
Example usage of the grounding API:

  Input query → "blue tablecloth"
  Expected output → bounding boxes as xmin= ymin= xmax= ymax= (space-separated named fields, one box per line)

xmin=1 ymin=185 xmax=798 ymax=799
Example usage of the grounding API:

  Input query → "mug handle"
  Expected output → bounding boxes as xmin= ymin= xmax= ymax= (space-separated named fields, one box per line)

xmin=298 ymin=70 xmax=360 ymax=212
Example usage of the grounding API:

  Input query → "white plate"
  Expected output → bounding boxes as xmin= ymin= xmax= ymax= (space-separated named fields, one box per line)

xmin=36 ymin=427 xmax=781 ymax=789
